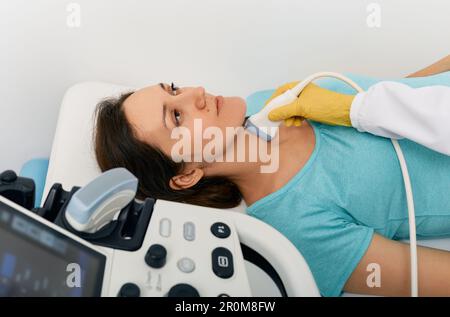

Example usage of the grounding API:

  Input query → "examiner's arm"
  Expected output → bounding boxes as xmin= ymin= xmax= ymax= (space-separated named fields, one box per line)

xmin=350 ymin=81 xmax=450 ymax=155
xmin=268 ymin=55 xmax=450 ymax=128
xmin=344 ymin=233 xmax=450 ymax=296
xmin=268 ymin=56 xmax=450 ymax=154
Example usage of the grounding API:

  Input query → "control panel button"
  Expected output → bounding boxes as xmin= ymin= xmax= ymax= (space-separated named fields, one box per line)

xmin=177 ymin=257 xmax=195 ymax=273
xmin=211 ymin=222 xmax=230 ymax=239
xmin=212 ymin=247 xmax=234 ymax=279
xmin=159 ymin=218 xmax=171 ymax=237
xmin=118 ymin=283 xmax=140 ymax=297
xmin=145 ymin=244 xmax=167 ymax=268
xmin=183 ymin=222 xmax=195 ymax=241
xmin=168 ymin=284 xmax=200 ymax=297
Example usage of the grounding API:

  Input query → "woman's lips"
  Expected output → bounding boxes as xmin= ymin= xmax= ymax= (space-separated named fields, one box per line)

xmin=216 ymin=95 xmax=224 ymax=115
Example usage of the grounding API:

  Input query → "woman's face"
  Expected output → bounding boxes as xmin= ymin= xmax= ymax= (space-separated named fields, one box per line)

xmin=123 ymin=83 xmax=247 ymax=161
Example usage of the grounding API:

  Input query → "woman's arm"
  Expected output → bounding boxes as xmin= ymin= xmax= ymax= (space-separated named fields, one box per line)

xmin=406 ymin=55 xmax=450 ymax=78
xmin=344 ymin=233 xmax=450 ymax=296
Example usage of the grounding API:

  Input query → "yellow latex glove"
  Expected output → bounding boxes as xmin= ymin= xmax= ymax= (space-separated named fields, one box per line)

xmin=264 ymin=81 xmax=302 ymax=127
xmin=265 ymin=81 xmax=355 ymax=127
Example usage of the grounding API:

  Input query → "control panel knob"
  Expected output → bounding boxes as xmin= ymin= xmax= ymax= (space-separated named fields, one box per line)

xmin=118 ymin=283 xmax=140 ymax=297
xmin=145 ymin=244 xmax=167 ymax=268
xmin=168 ymin=283 xmax=200 ymax=297
xmin=0 ymin=170 xmax=17 ymax=183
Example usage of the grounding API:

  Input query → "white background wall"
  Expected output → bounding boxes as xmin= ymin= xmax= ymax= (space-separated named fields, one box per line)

xmin=1 ymin=0 xmax=449 ymax=172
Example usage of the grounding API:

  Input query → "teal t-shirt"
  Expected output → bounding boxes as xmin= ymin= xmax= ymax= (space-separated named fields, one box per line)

xmin=246 ymin=121 xmax=450 ymax=296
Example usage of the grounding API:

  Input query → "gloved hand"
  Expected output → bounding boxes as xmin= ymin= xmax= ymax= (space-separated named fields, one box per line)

xmin=264 ymin=80 xmax=302 ymax=127
xmin=265 ymin=81 xmax=356 ymax=127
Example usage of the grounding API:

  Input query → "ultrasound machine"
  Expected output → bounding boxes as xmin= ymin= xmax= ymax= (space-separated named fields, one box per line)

xmin=0 ymin=168 xmax=319 ymax=297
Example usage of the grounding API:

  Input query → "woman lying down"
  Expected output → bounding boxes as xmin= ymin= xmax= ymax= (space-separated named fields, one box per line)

xmin=93 ymin=58 xmax=450 ymax=297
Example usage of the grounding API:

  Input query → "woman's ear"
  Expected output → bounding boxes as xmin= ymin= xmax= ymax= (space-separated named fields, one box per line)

xmin=169 ymin=168 xmax=204 ymax=190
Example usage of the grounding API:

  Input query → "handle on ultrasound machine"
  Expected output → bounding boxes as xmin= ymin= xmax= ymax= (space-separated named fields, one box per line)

xmin=229 ymin=212 xmax=320 ymax=296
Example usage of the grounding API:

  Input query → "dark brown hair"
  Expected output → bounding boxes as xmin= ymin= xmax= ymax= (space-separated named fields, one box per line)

xmin=92 ymin=91 xmax=242 ymax=208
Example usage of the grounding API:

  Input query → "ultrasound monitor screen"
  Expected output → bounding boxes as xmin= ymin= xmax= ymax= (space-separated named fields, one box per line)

xmin=0 ymin=200 xmax=105 ymax=297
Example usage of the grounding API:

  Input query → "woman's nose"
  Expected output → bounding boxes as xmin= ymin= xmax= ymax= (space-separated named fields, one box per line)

xmin=185 ymin=86 xmax=206 ymax=110
xmin=175 ymin=86 xmax=206 ymax=110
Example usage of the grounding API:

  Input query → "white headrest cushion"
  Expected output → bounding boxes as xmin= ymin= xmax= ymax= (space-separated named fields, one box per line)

xmin=42 ymin=82 xmax=135 ymax=205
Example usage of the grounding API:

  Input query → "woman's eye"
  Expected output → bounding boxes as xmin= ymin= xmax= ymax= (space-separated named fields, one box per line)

xmin=170 ymin=82 xmax=179 ymax=95
xmin=173 ymin=109 xmax=181 ymax=126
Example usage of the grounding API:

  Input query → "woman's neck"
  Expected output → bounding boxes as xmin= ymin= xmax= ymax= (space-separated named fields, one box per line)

xmin=231 ymin=121 xmax=316 ymax=206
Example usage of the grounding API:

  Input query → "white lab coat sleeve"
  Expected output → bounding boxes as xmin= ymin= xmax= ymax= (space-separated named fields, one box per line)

xmin=350 ymin=81 xmax=450 ymax=155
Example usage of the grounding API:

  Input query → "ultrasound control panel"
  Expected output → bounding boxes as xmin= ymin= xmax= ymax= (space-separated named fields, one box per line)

xmin=103 ymin=199 xmax=252 ymax=297
xmin=0 ymin=195 xmax=252 ymax=297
